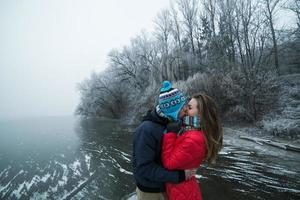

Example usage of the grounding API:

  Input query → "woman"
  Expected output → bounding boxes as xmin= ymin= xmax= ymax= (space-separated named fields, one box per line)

xmin=162 ymin=93 xmax=223 ymax=200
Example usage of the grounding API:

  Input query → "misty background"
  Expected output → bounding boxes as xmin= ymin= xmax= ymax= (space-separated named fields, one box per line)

xmin=0 ymin=0 xmax=170 ymax=120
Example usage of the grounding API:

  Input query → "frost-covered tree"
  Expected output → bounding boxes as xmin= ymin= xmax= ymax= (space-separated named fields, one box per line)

xmin=76 ymin=0 xmax=298 ymax=124
xmin=75 ymin=70 xmax=130 ymax=119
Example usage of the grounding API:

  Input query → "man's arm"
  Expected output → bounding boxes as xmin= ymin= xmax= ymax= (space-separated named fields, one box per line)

xmin=134 ymin=128 xmax=185 ymax=183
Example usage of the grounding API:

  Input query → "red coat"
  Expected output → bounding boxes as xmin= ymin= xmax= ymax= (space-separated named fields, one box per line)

xmin=162 ymin=130 xmax=207 ymax=200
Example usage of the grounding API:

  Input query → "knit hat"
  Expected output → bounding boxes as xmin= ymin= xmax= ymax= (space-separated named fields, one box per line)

xmin=158 ymin=80 xmax=187 ymax=121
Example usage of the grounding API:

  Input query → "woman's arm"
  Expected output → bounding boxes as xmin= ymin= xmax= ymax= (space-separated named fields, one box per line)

xmin=162 ymin=131 xmax=206 ymax=170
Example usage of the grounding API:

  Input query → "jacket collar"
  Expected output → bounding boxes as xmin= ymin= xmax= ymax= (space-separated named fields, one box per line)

xmin=142 ymin=108 xmax=169 ymax=126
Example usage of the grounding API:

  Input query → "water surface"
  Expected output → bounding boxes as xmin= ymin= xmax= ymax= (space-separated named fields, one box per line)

xmin=0 ymin=116 xmax=299 ymax=199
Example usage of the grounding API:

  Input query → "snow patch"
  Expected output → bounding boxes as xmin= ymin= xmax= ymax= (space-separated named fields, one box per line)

xmin=85 ymin=154 xmax=91 ymax=172
xmin=69 ymin=159 xmax=81 ymax=176
xmin=0 ymin=170 xmax=24 ymax=194
xmin=108 ymin=173 xmax=115 ymax=178
xmin=55 ymin=161 xmax=68 ymax=187
xmin=0 ymin=166 xmax=11 ymax=180
xmin=119 ymin=168 xmax=133 ymax=175
xmin=13 ymin=182 xmax=24 ymax=199
xmin=24 ymin=175 xmax=39 ymax=189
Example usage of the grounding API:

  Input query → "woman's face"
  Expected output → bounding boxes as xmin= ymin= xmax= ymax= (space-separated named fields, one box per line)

xmin=187 ymin=98 xmax=199 ymax=117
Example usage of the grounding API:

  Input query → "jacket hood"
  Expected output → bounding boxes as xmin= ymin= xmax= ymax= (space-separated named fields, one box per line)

xmin=142 ymin=108 xmax=169 ymax=126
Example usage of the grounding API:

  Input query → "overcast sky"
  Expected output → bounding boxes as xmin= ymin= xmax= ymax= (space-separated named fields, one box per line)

xmin=0 ymin=0 xmax=170 ymax=120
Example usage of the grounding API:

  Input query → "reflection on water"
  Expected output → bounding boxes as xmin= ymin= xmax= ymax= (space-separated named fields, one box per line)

xmin=0 ymin=117 xmax=299 ymax=199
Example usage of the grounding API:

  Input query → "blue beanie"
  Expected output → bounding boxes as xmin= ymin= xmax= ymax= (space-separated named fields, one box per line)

xmin=158 ymin=80 xmax=187 ymax=121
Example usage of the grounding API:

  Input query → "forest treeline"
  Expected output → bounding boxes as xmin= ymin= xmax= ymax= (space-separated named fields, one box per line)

xmin=76 ymin=0 xmax=300 ymax=124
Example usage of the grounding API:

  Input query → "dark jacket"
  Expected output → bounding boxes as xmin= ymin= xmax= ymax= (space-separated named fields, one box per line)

xmin=132 ymin=109 xmax=185 ymax=193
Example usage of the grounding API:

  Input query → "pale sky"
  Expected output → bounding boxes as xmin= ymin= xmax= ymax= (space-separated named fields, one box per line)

xmin=0 ymin=0 xmax=170 ymax=120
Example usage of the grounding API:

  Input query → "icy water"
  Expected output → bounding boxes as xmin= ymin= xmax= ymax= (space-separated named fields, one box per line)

xmin=0 ymin=116 xmax=299 ymax=200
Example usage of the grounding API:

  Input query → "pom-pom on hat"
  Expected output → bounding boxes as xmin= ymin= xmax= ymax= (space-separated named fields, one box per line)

xmin=158 ymin=80 xmax=187 ymax=121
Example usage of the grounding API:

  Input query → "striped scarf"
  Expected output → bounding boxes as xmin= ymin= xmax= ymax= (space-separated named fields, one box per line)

xmin=178 ymin=116 xmax=202 ymax=136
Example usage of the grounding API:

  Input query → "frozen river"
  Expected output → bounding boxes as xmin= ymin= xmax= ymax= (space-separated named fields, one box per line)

xmin=0 ymin=116 xmax=299 ymax=199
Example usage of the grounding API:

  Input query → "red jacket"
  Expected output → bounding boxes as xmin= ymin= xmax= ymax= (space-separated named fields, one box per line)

xmin=162 ymin=130 xmax=207 ymax=200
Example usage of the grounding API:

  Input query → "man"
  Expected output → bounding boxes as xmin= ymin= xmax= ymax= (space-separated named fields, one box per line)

xmin=132 ymin=81 xmax=195 ymax=200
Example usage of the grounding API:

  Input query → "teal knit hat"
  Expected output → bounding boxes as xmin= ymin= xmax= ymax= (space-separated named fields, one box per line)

xmin=158 ymin=81 xmax=187 ymax=121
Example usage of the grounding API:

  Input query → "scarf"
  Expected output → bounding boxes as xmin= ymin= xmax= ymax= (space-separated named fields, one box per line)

xmin=178 ymin=116 xmax=202 ymax=136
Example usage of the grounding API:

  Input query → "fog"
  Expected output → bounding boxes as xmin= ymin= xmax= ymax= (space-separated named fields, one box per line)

xmin=0 ymin=0 xmax=169 ymax=120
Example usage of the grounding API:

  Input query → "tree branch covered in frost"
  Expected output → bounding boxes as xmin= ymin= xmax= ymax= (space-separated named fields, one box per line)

xmin=76 ymin=0 xmax=299 ymax=124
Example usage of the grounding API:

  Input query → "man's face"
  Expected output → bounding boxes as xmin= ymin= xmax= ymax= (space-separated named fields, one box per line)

xmin=178 ymin=104 xmax=188 ymax=119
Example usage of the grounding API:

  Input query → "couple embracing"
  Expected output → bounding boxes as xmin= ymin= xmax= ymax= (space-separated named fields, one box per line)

xmin=132 ymin=81 xmax=223 ymax=200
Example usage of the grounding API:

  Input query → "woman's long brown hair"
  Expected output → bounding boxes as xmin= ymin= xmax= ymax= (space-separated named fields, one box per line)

xmin=192 ymin=93 xmax=223 ymax=164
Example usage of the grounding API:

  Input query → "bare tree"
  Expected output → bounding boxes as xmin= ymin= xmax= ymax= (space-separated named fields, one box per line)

xmin=170 ymin=3 xmax=183 ymax=51
xmin=202 ymin=0 xmax=217 ymax=37
xmin=232 ymin=0 xmax=269 ymax=73
xmin=170 ymin=3 xmax=185 ymax=80
xmin=177 ymin=0 xmax=199 ymax=55
xmin=108 ymin=34 xmax=156 ymax=90
xmin=154 ymin=9 xmax=176 ymax=81
xmin=217 ymin=0 xmax=237 ymax=66
xmin=288 ymin=0 xmax=300 ymax=29
xmin=263 ymin=0 xmax=282 ymax=75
